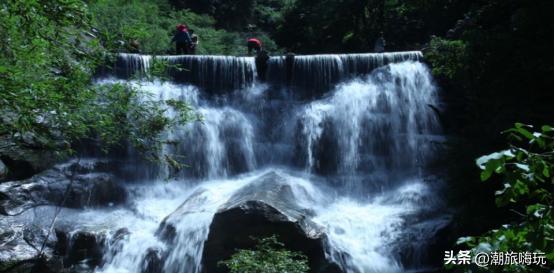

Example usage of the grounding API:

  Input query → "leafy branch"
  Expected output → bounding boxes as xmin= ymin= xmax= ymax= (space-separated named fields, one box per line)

xmin=452 ymin=123 xmax=553 ymax=272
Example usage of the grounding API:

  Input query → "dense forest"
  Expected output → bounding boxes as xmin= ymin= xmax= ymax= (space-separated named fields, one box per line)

xmin=0 ymin=0 xmax=553 ymax=272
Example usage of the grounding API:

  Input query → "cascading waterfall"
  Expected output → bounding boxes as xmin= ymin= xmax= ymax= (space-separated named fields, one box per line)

xmin=88 ymin=51 xmax=450 ymax=272
xmin=296 ymin=62 xmax=441 ymax=190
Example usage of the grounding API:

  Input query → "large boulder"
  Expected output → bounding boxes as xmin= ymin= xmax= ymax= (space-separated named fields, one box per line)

xmin=202 ymin=200 xmax=341 ymax=272
xmin=0 ymin=159 xmax=126 ymax=216
xmin=0 ymin=158 xmax=127 ymax=272
xmin=0 ymin=212 xmax=110 ymax=272
xmin=0 ymin=223 xmax=57 ymax=266
xmin=201 ymin=171 xmax=340 ymax=272
xmin=64 ymin=230 xmax=105 ymax=269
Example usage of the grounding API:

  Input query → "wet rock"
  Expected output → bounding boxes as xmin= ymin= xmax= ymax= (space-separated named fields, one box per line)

xmin=0 ymin=160 xmax=127 ymax=216
xmin=156 ymin=187 xmax=210 ymax=245
xmin=1 ymin=225 xmax=108 ymax=272
xmin=111 ymin=228 xmax=130 ymax=244
xmin=142 ymin=247 xmax=164 ymax=273
xmin=199 ymin=171 xmax=341 ymax=272
xmin=156 ymin=222 xmax=176 ymax=244
xmin=0 ymin=159 xmax=125 ymax=272
xmin=202 ymin=200 xmax=340 ymax=272
xmin=82 ymin=173 xmax=127 ymax=206
xmin=392 ymin=214 xmax=453 ymax=270
xmin=155 ymin=171 xmax=340 ymax=272
xmin=104 ymin=228 xmax=130 ymax=259
xmin=0 ymin=221 xmax=65 ymax=273
xmin=0 ymin=224 xmax=55 ymax=263
xmin=67 ymin=231 xmax=105 ymax=268
xmin=54 ymin=229 xmax=69 ymax=256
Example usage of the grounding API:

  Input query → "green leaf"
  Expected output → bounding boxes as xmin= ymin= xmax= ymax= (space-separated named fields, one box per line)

xmin=541 ymin=125 xmax=553 ymax=133
xmin=480 ymin=170 xmax=492 ymax=181
xmin=517 ymin=128 xmax=535 ymax=140
xmin=542 ymin=165 xmax=550 ymax=177
xmin=513 ymin=180 xmax=529 ymax=195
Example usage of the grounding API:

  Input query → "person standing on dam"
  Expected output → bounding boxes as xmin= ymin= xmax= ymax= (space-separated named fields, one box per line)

xmin=171 ymin=24 xmax=192 ymax=55
xmin=247 ymin=37 xmax=269 ymax=81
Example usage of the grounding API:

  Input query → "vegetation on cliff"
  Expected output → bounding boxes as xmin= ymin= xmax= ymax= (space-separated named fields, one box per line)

xmin=0 ymin=0 xmax=194 ymax=179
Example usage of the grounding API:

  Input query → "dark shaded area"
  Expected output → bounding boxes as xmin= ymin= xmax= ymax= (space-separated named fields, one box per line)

xmin=273 ymin=0 xmax=474 ymax=54
xmin=426 ymin=0 xmax=554 ymax=252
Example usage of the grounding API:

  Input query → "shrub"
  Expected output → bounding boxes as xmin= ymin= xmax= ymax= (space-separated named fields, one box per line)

xmin=424 ymin=36 xmax=468 ymax=80
xmin=218 ymin=235 xmax=310 ymax=273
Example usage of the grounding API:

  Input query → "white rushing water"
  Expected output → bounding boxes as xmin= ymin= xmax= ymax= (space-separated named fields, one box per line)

xmin=298 ymin=62 xmax=439 ymax=175
xmin=87 ymin=53 xmax=447 ymax=272
xmin=90 ymin=168 xmax=436 ymax=273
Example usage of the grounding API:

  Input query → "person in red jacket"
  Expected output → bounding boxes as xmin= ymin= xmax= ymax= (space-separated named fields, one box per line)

xmin=247 ymin=38 xmax=262 ymax=55
xmin=171 ymin=24 xmax=192 ymax=55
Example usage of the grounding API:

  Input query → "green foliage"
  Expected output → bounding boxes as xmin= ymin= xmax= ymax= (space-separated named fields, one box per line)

xmin=424 ymin=37 xmax=467 ymax=80
xmin=1 ymin=0 xmax=102 ymax=153
xmin=452 ymin=124 xmax=553 ymax=272
xmin=218 ymin=235 xmax=310 ymax=273
xmin=170 ymin=0 xmax=290 ymax=32
xmin=0 ymin=0 xmax=194 ymax=162
xmin=88 ymin=0 xmax=281 ymax=55
xmin=89 ymin=83 xmax=195 ymax=158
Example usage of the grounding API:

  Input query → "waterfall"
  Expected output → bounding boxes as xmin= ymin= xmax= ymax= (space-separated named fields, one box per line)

xmin=112 ymin=54 xmax=256 ymax=92
xmin=88 ymin=52 xmax=449 ymax=272
xmin=112 ymin=51 xmax=421 ymax=96
xmin=266 ymin=51 xmax=422 ymax=94
xmin=295 ymin=62 xmax=441 ymax=193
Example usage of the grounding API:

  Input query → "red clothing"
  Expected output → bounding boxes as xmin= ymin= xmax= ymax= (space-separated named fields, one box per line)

xmin=176 ymin=24 xmax=188 ymax=32
xmin=247 ymin=38 xmax=262 ymax=47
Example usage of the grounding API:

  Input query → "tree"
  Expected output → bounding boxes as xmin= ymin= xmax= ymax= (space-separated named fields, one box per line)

xmin=0 ymin=0 xmax=194 ymax=167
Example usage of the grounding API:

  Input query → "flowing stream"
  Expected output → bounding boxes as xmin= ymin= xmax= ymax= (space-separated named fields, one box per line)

xmin=80 ymin=52 xmax=450 ymax=272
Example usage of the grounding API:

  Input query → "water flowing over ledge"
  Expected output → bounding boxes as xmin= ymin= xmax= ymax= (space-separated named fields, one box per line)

xmin=108 ymin=51 xmax=423 ymax=94
xmin=2 ymin=52 xmax=451 ymax=273
xmin=91 ymin=60 xmax=448 ymax=272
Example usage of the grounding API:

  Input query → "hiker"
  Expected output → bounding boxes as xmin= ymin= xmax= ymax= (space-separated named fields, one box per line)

xmin=255 ymin=49 xmax=270 ymax=81
xmin=171 ymin=24 xmax=192 ymax=55
xmin=247 ymin=38 xmax=262 ymax=55
xmin=374 ymin=32 xmax=386 ymax=53
xmin=189 ymin=29 xmax=199 ymax=55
